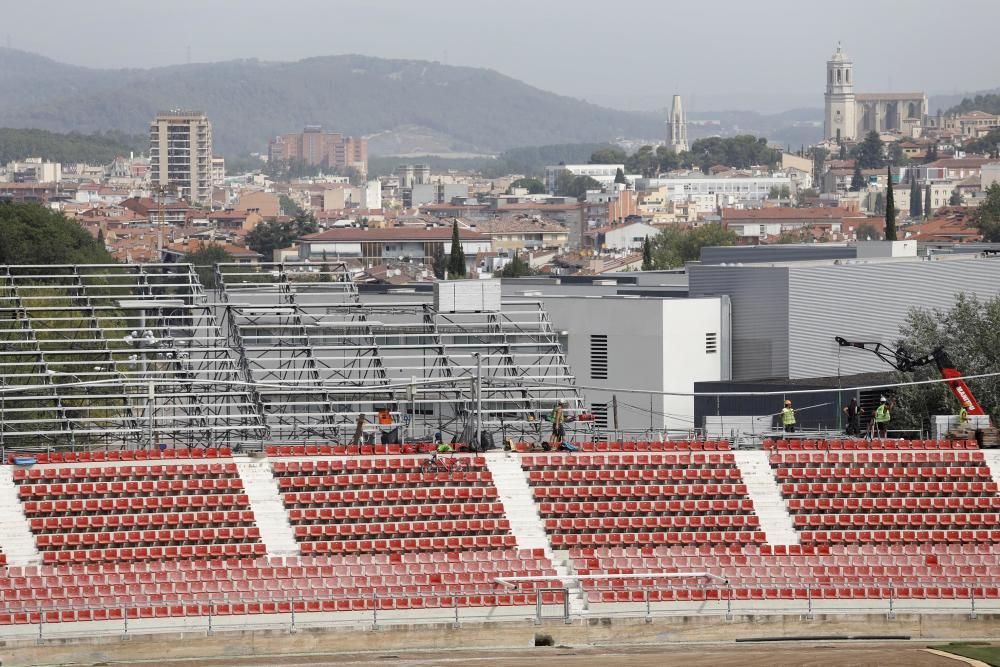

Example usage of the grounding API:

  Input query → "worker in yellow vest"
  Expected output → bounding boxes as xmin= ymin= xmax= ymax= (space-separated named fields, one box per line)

xmin=781 ymin=399 xmax=796 ymax=433
xmin=874 ymin=396 xmax=892 ymax=438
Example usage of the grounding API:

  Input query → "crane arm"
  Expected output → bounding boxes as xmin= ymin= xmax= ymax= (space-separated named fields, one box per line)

xmin=834 ymin=336 xmax=986 ymax=416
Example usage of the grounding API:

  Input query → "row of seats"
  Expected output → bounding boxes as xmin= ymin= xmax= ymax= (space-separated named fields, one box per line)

xmin=769 ymin=451 xmax=984 ymax=465
xmin=764 ymin=439 xmax=977 ymax=451
xmin=787 ymin=497 xmax=1000 ymax=513
xmin=533 ymin=483 xmax=748 ymax=500
xmin=586 ymin=586 xmax=998 ymax=604
xmin=550 ymin=531 xmax=766 ymax=548
xmin=577 ymin=440 xmax=731 ymax=452
xmin=30 ymin=511 xmax=256 ymax=531
xmin=801 ymin=530 xmax=1000 ymax=544
xmin=792 ymin=513 xmax=1000 ymax=528
xmin=18 ymin=478 xmax=246 ymax=498
xmin=300 ymin=535 xmax=519 ymax=554
xmin=8 ymin=448 xmax=234 ymax=464
xmin=521 ymin=453 xmax=735 ymax=469
xmin=288 ymin=503 xmax=504 ymax=524
xmin=294 ymin=519 xmax=511 ymax=540
xmin=272 ymin=457 xmax=487 ymax=474
xmin=42 ymin=544 xmax=268 ymax=564
xmin=36 ymin=527 xmax=261 ymax=549
xmin=537 ymin=499 xmax=755 ymax=517
xmin=545 ymin=515 xmax=759 ymax=532
xmin=15 ymin=463 xmax=239 ymax=481
xmin=282 ymin=488 xmax=498 ymax=507
xmin=781 ymin=482 xmax=996 ymax=497
xmin=275 ymin=472 xmax=494 ymax=490
xmin=265 ymin=444 xmax=432 ymax=457
xmin=22 ymin=494 xmax=251 ymax=515
xmin=527 ymin=469 xmax=742 ymax=484
xmin=775 ymin=466 xmax=992 ymax=482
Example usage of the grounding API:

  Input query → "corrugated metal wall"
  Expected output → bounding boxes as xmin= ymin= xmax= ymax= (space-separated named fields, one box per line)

xmin=787 ymin=256 xmax=1000 ymax=379
xmin=689 ymin=265 xmax=788 ymax=381
xmin=700 ymin=245 xmax=856 ymax=264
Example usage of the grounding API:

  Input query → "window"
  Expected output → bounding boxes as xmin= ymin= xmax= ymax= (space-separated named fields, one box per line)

xmin=845 ymin=70 xmax=850 ymax=84
xmin=837 ymin=69 xmax=842 ymax=83
xmin=705 ymin=332 xmax=718 ymax=354
xmin=590 ymin=334 xmax=608 ymax=380
xmin=591 ymin=402 xmax=609 ymax=430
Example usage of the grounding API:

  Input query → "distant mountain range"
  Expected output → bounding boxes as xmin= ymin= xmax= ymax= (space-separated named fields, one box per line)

xmin=0 ymin=48 xmax=994 ymax=159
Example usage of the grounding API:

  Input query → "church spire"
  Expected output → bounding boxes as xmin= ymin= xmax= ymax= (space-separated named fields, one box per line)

xmin=666 ymin=94 xmax=688 ymax=153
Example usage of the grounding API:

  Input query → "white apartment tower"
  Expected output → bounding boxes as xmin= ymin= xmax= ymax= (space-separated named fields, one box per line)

xmin=666 ymin=94 xmax=689 ymax=152
xmin=823 ymin=43 xmax=857 ymax=142
xmin=149 ymin=110 xmax=213 ymax=206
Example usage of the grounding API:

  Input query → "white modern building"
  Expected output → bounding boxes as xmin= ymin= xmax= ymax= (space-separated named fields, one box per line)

xmin=530 ymin=295 xmax=731 ymax=433
xmin=545 ymin=164 xmax=625 ymax=193
xmin=637 ymin=174 xmax=794 ymax=213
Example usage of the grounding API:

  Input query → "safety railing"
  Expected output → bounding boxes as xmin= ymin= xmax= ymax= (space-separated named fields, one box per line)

xmin=3 ymin=580 xmax=1000 ymax=640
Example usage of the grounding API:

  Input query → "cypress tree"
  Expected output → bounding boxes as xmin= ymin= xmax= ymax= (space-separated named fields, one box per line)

xmin=641 ymin=236 xmax=653 ymax=271
xmin=850 ymin=163 xmax=864 ymax=191
xmin=885 ymin=166 xmax=897 ymax=241
xmin=924 ymin=184 xmax=932 ymax=218
xmin=447 ymin=219 xmax=466 ymax=278
xmin=909 ymin=174 xmax=921 ymax=218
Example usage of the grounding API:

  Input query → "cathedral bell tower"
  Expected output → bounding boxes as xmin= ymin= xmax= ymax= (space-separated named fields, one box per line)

xmin=824 ymin=42 xmax=856 ymax=142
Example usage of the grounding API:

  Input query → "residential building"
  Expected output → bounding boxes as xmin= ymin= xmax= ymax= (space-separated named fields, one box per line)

xmin=918 ymin=157 xmax=994 ymax=182
xmin=298 ymin=225 xmax=490 ymax=271
xmin=121 ymin=197 xmax=194 ymax=226
xmin=585 ymin=221 xmax=660 ymax=252
xmin=211 ymin=156 xmax=225 ymax=187
xmin=637 ymin=173 xmax=794 ymax=213
xmin=268 ymin=126 xmax=368 ymax=175
xmin=149 ymin=110 xmax=213 ymax=206
xmin=235 ymin=191 xmax=281 ymax=219
xmin=722 ymin=207 xmax=868 ymax=239
xmin=472 ymin=218 xmax=570 ymax=253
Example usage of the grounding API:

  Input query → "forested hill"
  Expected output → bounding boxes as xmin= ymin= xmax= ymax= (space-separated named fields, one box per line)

xmin=0 ymin=48 xmax=664 ymax=155
xmin=0 ymin=128 xmax=144 ymax=164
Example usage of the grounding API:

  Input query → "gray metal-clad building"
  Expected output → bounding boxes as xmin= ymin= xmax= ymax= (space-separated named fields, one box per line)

xmin=699 ymin=244 xmax=856 ymax=265
xmin=689 ymin=253 xmax=1000 ymax=381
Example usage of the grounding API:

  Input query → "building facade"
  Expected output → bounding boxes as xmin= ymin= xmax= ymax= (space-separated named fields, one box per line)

xmin=823 ymin=44 xmax=926 ymax=141
xmin=149 ymin=110 xmax=213 ymax=206
xmin=268 ymin=126 xmax=368 ymax=175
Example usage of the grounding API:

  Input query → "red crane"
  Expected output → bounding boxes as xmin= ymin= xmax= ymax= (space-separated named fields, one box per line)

xmin=835 ymin=336 xmax=986 ymax=416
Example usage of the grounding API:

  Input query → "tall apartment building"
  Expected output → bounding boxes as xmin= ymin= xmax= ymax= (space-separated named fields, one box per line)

xmin=268 ymin=126 xmax=368 ymax=175
xmin=149 ymin=110 xmax=213 ymax=206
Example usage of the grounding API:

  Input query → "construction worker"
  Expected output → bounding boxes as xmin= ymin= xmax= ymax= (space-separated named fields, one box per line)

xmin=874 ymin=396 xmax=892 ymax=438
xmin=843 ymin=398 xmax=863 ymax=436
xmin=781 ymin=399 xmax=796 ymax=433
xmin=959 ymin=405 xmax=969 ymax=427
xmin=548 ymin=401 xmax=566 ymax=450
xmin=351 ymin=412 xmax=367 ymax=447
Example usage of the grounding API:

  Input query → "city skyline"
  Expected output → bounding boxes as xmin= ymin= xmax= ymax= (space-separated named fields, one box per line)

xmin=4 ymin=0 xmax=1000 ymax=113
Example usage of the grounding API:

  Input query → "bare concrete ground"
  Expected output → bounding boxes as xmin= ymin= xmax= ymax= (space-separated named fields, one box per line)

xmin=66 ymin=641 xmax=977 ymax=667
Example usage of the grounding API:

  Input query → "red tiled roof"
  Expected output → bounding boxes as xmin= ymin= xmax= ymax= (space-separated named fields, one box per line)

xmin=302 ymin=227 xmax=488 ymax=242
xmin=722 ymin=207 xmax=866 ymax=221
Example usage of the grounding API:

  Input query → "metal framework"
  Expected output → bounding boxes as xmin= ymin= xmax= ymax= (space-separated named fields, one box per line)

xmin=0 ymin=264 xmax=263 ymax=448
xmin=215 ymin=263 xmax=580 ymax=444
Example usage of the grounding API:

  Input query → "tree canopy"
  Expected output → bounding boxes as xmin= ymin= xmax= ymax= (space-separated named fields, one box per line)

xmin=589 ymin=147 xmax=627 ymax=164
xmin=885 ymin=166 xmax=897 ymax=241
xmin=447 ymin=219 xmax=467 ymax=278
xmin=686 ymin=135 xmax=780 ymax=173
xmin=855 ymin=131 xmax=885 ymax=169
xmin=245 ymin=211 xmax=318 ymax=260
xmin=184 ymin=244 xmax=233 ymax=289
xmin=646 ymin=223 xmax=738 ymax=269
xmin=553 ymin=171 xmax=602 ymax=199
xmin=499 ymin=251 xmax=535 ymax=277
xmin=0 ymin=128 xmax=143 ymax=165
xmin=891 ymin=293 xmax=1000 ymax=431
xmin=507 ymin=177 xmax=545 ymax=195
xmin=947 ymin=94 xmax=1000 ymax=116
xmin=0 ymin=202 xmax=114 ymax=265
xmin=962 ymin=128 xmax=1000 ymax=157
xmin=973 ymin=183 xmax=1000 ymax=242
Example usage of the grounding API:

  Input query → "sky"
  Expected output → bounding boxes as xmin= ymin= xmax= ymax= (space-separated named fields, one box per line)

xmin=5 ymin=0 xmax=1000 ymax=113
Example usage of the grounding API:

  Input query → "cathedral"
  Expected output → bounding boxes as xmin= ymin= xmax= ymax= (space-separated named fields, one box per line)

xmin=823 ymin=43 xmax=927 ymax=142
xmin=666 ymin=94 xmax=688 ymax=152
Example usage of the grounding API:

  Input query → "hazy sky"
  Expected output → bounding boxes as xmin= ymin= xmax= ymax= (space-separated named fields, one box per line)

xmin=6 ymin=0 xmax=1000 ymax=112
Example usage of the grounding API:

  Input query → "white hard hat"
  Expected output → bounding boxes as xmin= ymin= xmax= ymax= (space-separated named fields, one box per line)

xmin=880 ymin=396 xmax=887 ymax=402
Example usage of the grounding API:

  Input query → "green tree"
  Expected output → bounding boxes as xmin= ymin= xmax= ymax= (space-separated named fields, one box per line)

xmin=245 ymin=212 xmax=318 ymax=260
xmin=686 ymin=135 xmax=780 ymax=173
xmin=909 ymin=174 xmax=922 ymax=218
xmin=553 ymin=171 xmax=602 ymax=199
xmin=648 ymin=223 xmax=737 ymax=269
xmin=857 ymin=131 xmax=885 ymax=169
xmin=431 ymin=244 xmax=447 ymax=279
xmin=768 ymin=185 xmax=792 ymax=199
xmin=447 ymin=219 xmax=467 ymax=278
xmin=589 ymin=147 xmax=628 ymax=164
xmin=775 ymin=228 xmax=812 ymax=244
xmin=641 ymin=236 xmax=653 ymax=271
xmin=797 ymin=188 xmax=819 ymax=205
xmin=973 ymin=183 xmax=1000 ymax=241
xmin=849 ymin=163 xmax=865 ymax=191
xmin=614 ymin=167 xmax=627 ymax=185
xmin=499 ymin=251 xmax=535 ymax=277
xmin=624 ymin=145 xmax=660 ymax=177
xmin=885 ymin=166 xmax=897 ymax=241
xmin=887 ymin=141 xmax=906 ymax=166
xmin=950 ymin=189 xmax=963 ymax=206
xmin=278 ymin=194 xmax=299 ymax=216
xmin=855 ymin=221 xmax=882 ymax=241
xmin=838 ymin=143 xmax=847 ymax=160
xmin=924 ymin=185 xmax=933 ymax=218
xmin=873 ymin=192 xmax=885 ymax=216
xmin=506 ymin=177 xmax=545 ymax=195
xmin=962 ymin=128 xmax=1000 ymax=157
xmin=891 ymin=293 xmax=1000 ymax=431
xmin=184 ymin=244 xmax=233 ymax=289
xmin=926 ymin=142 xmax=939 ymax=162
xmin=0 ymin=202 xmax=114 ymax=265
